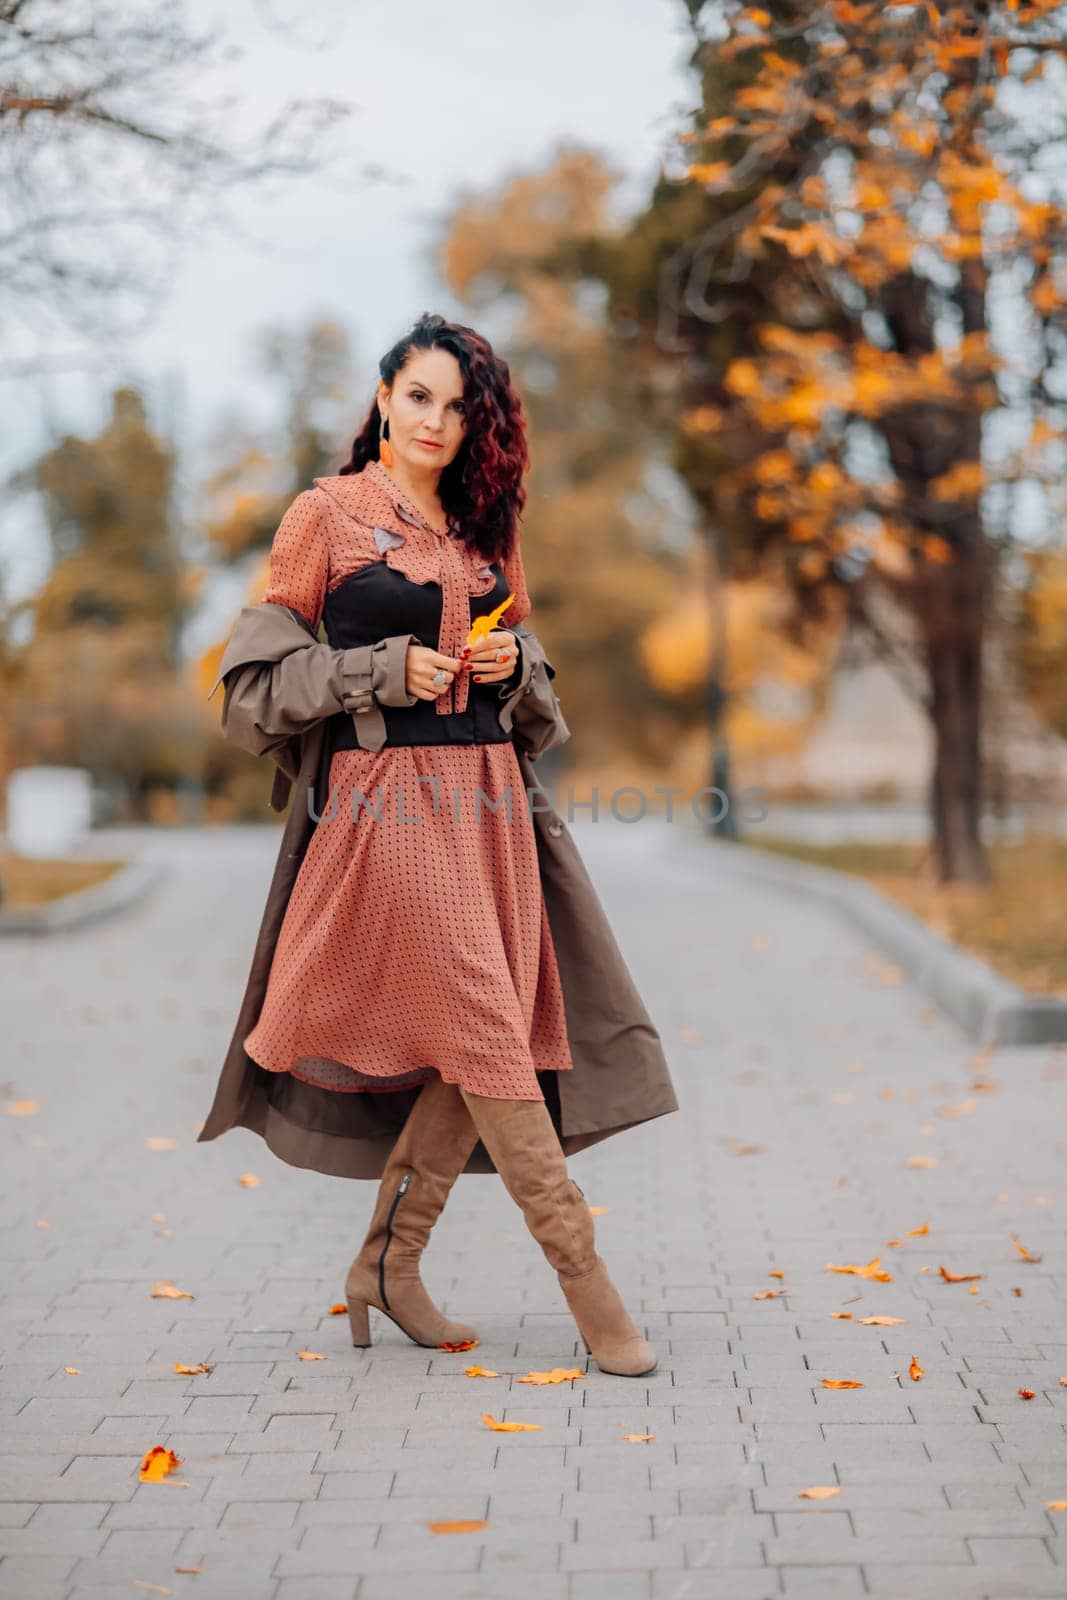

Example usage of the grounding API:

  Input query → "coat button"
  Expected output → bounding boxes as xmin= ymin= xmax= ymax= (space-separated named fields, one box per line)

xmin=547 ymin=818 xmax=563 ymax=837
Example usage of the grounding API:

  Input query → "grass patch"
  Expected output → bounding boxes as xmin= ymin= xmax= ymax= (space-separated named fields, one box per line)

xmin=0 ymin=852 xmax=126 ymax=910
xmin=746 ymin=832 xmax=1067 ymax=998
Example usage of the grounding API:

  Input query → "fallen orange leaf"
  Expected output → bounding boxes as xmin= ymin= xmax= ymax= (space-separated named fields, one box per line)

xmin=938 ymin=1266 xmax=982 ymax=1283
xmin=938 ymin=1098 xmax=976 ymax=1117
xmin=328 ymin=1303 xmax=347 ymax=1315
xmin=754 ymin=1288 xmax=786 ymax=1299
xmin=821 ymin=1379 xmax=864 ymax=1389
xmin=439 ymin=1339 xmax=479 ymax=1352
xmin=907 ymin=1222 xmax=930 ymax=1236
xmin=769 ymin=1270 xmax=785 ymax=1279
xmin=151 ymin=1212 xmax=166 ymax=1222
xmin=831 ymin=1312 xmax=853 ymax=1320
xmin=481 ymin=1413 xmax=542 ymax=1432
xmin=296 ymin=1350 xmax=326 ymax=1361
xmin=1009 ymin=1232 xmax=1042 ymax=1262
xmin=909 ymin=1357 xmax=924 ymax=1381
xmin=728 ymin=1142 xmax=764 ymax=1155
xmin=588 ymin=1206 xmax=611 ymax=1215
xmin=426 ymin=1519 xmax=489 ymax=1534
xmin=145 ymin=1137 xmax=177 ymax=1150
xmin=3 ymin=1099 xmax=40 ymax=1117
xmin=174 ymin=1571 xmax=202 ymax=1578
xmin=174 ymin=1362 xmax=212 ymax=1375
xmin=464 ymin=1365 xmax=500 ymax=1378
xmin=64 ymin=1366 xmax=80 ymax=1374
xmin=518 ymin=1368 xmax=583 ymax=1385
xmin=905 ymin=1156 xmax=938 ymax=1169
xmin=799 ymin=1485 xmax=841 ymax=1499
xmin=237 ymin=1173 xmax=261 ymax=1188
xmin=1047 ymin=1500 xmax=1067 ymax=1511
xmin=133 ymin=1583 xmax=171 ymax=1597
xmin=858 ymin=1316 xmax=906 ymax=1326
xmin=1018 ymin=1388 xmax=1036 ymax=1400
xmin=621 ymin=1433 xmax=655 ymax=1442
xmin=139 ymin=1446 xmax=182 ymax=1482
xmin=150 ymin=1280 xmax=195 ymax=1300
xmin=826 ymin=1256 xmax=893 ymax=1282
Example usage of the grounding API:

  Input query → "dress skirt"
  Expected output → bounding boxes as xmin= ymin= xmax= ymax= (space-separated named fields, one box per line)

xmin=242 ymin=740 xmax=575 ymax=1101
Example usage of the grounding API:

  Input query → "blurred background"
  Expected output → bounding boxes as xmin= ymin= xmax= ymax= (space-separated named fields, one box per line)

xmin=3 ymin=0 xmax=1067 ymax=996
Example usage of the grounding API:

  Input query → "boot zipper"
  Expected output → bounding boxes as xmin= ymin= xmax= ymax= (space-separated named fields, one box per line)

xmin=377 ymin=1172 xmax=411 ymax=1311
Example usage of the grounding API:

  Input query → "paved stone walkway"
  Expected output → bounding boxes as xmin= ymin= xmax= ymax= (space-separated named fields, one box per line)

xmin=1 ymin=815 xmax=1065 ymax=1599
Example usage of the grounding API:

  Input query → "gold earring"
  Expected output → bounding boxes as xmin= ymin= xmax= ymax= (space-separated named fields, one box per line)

xmin=379 ymin=412 xmax=394 ymax=469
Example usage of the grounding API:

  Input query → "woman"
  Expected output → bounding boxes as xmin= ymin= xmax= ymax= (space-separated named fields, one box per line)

xmin=200 ymin=312 xmax=678 ymax=1377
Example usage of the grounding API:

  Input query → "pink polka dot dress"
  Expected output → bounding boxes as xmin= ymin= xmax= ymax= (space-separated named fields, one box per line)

xmin=241 ymin=458 xmax=574 ymax=1103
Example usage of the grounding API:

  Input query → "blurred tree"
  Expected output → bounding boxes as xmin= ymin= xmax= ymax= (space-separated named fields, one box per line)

xmin=603 ymin=0 xmax=1067 ymax=882
xmin=3 ymin=386 xmax=199 ymax=814
xmin=0 ymin=0 xmax=379 ymax=374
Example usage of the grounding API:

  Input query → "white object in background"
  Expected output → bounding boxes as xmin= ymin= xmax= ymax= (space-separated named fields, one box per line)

xmin=6 ymin=766 xmax=93 ymax=858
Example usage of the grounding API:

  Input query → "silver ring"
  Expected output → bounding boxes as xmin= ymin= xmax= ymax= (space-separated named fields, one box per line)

xmin=431 ymin=668 xmax=448 ymax=686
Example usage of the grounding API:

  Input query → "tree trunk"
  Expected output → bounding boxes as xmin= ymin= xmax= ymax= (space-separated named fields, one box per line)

xmin=919 ymin=549 xmax=990 ymax=884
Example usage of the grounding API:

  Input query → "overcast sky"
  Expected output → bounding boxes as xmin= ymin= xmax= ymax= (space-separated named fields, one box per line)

xmin=0 ymin=0 xmax=696 ymax=609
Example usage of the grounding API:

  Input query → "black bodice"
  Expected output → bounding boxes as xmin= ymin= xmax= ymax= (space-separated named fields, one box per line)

xmin=323 ymin=558 xmax=521 ymax=750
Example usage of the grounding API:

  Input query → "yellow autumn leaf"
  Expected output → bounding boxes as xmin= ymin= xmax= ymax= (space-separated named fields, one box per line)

xmin=754 ymin=1289 xmax=787 ymax=1300
xmin=825 ymin=1256 xmax=893 ymax=1282
xmin=799 ymin=1485 xmax=841 ymax=1499
xmin=296 ymin=1350 xmax=326 ymax=1361
xmin=481 ymin=1413 xmax=543 ymax=1432
xmin=1046 ymin=1500 xmax=1067 ymax=1511
xmin=587 ymin=1206 xmax=611 ymax=1216
xmin=150 ymin=1281 xmax=195 ymax=1300
xmin=139 ymin=1446 xmax=182 ymax=1482
xmin=466 ymin=595 xmax=513 ymax=647
xmin=426 ymin=1519 xmax=489 ymax=1534
xmin=938 ymin=1266 xmax=982 ymax=1283
xmin=64 ymin=1366 xmax=80 ymax=1374
xmin=3 ymin=1098 xmax=40 ymax=1117
xmin=821 ymin=1379 xmax=864 ymax=1389
xmin=1009 ymin=1232 xmax=1042 ymax=1262
xmin=237 ymin=1173 xmax=261 ymax=1188
xmin=174 ymin=1362 xmax=212 ymax=1375
xmin=621 ymin=1433 xmax=655 ymax=1442
xmin=464 ymin=1365 xmax=500 ymax=1379
xmin=518 ymin=1368 xmax=584 ymax=1385
xmin=909 ymin=1357 xmax=924 ymax=1381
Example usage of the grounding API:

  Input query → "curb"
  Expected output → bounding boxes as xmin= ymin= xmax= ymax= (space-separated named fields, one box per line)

xmin=0 ymin=857 xmax=170 ymax=936
xmin=672 ymin=824 xmax=1067 ymax=1047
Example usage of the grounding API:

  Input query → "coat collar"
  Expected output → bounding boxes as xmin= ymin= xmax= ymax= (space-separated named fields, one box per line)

xmin=313 ymin=459 xmax=461 ymax=539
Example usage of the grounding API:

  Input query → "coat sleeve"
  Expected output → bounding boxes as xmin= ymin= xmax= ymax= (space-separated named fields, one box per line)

xmin=495 ymin=623 xmax=571 ymax=760
xmin=208 ymin=488 xmax=422 ymax=761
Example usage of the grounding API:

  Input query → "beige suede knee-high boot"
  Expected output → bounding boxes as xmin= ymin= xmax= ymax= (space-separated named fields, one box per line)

xmin=345 ymin=1073 xmax=480 ymax=1350
xmin=457 ymin=1090 xmax=656 ymax=1378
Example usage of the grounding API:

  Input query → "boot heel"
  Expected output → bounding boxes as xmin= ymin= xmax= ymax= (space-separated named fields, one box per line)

xmin=347 ymin=1297 xmax=372 ymax=1347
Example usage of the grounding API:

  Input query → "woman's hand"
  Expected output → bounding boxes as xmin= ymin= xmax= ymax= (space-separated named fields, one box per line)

xmin=462 ymin=629 xmax=520 ymax=684
xmin=404 ymin=643 xmax=464 ymax=701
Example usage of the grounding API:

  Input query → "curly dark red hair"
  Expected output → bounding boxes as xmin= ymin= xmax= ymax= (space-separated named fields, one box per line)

xmin=338 ymin=312 xmax=530 ymax=575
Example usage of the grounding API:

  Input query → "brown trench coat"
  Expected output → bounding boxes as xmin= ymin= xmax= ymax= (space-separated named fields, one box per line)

xmin=197 ymin=599 xmax=679 ymax=1179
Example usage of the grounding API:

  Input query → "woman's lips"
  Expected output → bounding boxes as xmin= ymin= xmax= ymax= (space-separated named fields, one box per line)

xmin=415 ymin=439 xmax=443 ymax=449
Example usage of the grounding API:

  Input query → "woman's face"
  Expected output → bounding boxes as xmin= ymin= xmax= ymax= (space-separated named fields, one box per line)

xmin=379 ymin=347 xmax=467 ymax=475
